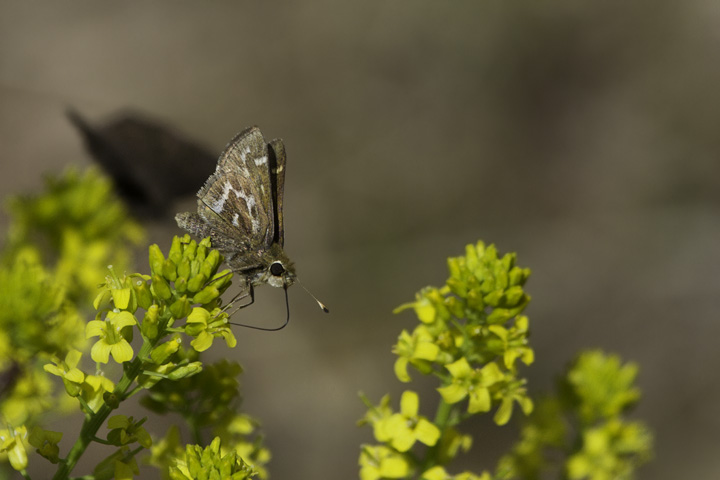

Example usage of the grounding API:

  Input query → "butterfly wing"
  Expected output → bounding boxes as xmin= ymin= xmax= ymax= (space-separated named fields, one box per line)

xmin=196 ymin=127 xmax=276 ymax=251
xmin=268 ymin=137 xmax=286 ymax=247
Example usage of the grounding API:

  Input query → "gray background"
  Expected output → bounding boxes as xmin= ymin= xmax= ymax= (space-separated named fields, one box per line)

xmin=1 ymin=1 xmax=719 ymax=478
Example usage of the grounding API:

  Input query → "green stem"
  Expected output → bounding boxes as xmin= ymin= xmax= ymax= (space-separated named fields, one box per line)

xmin=125 ymin=385 xmax=144 ymax=399
xmin=419 ymin=399 xmax=454 ymax=473
xmin=188 ymin=417 xmax=204 ymax=446
xmin=433 ymin=398 xmax=453 ymax=428
xmin=90 ymin=436 xmax=113 ymax=446
xmin=76 ymin=396 xmax=93 ymax=417
xmin=52 ymin=340 xmax=154 ymax=480
xmin=126 ymin=445 xmax=144 ymax=461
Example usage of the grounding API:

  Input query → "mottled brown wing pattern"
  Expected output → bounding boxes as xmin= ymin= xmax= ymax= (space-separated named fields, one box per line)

xmin=196 ymin=127 xmax=276 ymax=250
xmin=175 ymin=211 xmax=245 ymax=258
xmin=176 ymin=126 xmax=301 ymax=297
xmin=175 ymin=126 xmax=327 ymax=326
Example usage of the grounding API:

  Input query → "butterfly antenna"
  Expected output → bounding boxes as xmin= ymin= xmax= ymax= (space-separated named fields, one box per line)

xmin=226 ymin=286 xmax=290 ymax=331
xmin=297 ymin=278 xmax=330 ymax=313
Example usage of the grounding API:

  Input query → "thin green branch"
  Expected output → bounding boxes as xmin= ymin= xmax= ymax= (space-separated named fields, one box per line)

xmin=52 ymin=339 xmax=154 ymax=480
xmin=418 ymin=399 xmax=455 ymax=473
xmin=90 ymin=436 xmax=113 ymax=446
xmin=124 ymin=385 xmax=144 ymax=399
xmin=76 ymin=396 xmax=93 ymax=417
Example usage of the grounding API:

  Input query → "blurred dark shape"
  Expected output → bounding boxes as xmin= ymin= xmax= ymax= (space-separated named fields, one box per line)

xmin=67 ymin=109 xmax=216 ymax=218
xmin=0 ymin=362 xmax=20 ymax=400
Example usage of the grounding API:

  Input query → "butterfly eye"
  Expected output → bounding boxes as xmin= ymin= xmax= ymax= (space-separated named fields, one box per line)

xmin=270 ymin=262 xmax=285 ymax=276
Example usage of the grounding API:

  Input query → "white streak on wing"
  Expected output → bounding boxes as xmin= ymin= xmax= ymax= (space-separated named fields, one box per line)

xmin=239 ymin=146 xmax=251 ymax=165
xmin=209 ymin=181 xmax=233 ymax=214
xmin=232 ymin=213 xmax=240 ymax=227
xmin=254 ymin=155 xmax=268 ymax=166
xmin=236 ymin=188 xmax=260 ymax=233
xmin=239 ymin=146 xmax=251 ymax=175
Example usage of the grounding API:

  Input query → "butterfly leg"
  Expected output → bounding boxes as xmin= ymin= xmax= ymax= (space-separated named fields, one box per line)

xmin=220 ymin=283 xmax=256 ymax=319
xmin=239 ymin=284 xmax=255 ymax=309
xmin=226 ymin=285 xmax=290 ymax=331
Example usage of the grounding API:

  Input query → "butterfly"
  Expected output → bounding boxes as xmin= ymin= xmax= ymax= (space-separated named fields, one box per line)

xmin=176 ymin=127 xmax=326 ymax=328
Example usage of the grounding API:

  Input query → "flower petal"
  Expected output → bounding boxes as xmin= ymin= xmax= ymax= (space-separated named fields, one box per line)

xmin=221 ymin=329 xmax=237 ymax=348
xmin=112 ymin=288 xmax=131 ymax=310
xmin=379 ymin=456 xmax=410 ymax=477
xmin=479 ymin=362 xmax=504 ymax=386
xmin=191 ymin=331 xmax=213 ymax=352
xmin=415 ymin=418 xmax=440 ymax=446
xmin=468 ymin=387 xmax=491 ymax=413
xmin=400 ymin=391 xmax=419 ymax=417
xmin=391 ymin=428 xmax=416 ymax=453
xmin=66 ymin=349 xmax=83 ymax=368
xmin=414 ymin=297 xmax=437 ymax=324
xmin=414 ymin=342 xmax=439 ymax=361
xmin=394 ymin=358 xmax=411 ymax=383
xmin=110 ymin=340 xmax=134 ymax=363
xmin=86 ymin=320 xmax=106 ymax=339
xmin=421 ymin=466 xmax=448 ymax=480
xmin=493 ymin=397 xmax=514 ymax=425
xmin=187 ymin=307 xmax=210 ymax=325
xmin=136 ymin=427 xmax=152 ymax=448
xmin=43 ymin=364 xmax=64 ymax=377
xmin=64 ymin=368 xmax=85 ymax=384
xmin=111 ymin=311 xmax=137 ymax=329
xmin=91 ymin=340 xmax=111 ymax=364
xmin=107 ymin=415 xmax=130 ymax=429
xmin=438 ymin=384 xmax=467 ymax=404
xmin=114 ymin=460 xmax=135 ymax=480
xmin=446 ymin=357 xmax=472 ymax=378
xmin=8 ymin=438 xmax=27 ymax=471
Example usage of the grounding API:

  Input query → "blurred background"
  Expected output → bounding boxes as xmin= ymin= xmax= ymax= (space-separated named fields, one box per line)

xmin=1 ymin=0 xmax=719 ymax=478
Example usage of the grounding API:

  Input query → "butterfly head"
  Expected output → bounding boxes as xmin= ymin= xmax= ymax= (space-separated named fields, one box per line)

xmin=247 ymin=243 xmax=296 ymax=289
xmin=265 ymin=259 xmax=296 ymax=288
